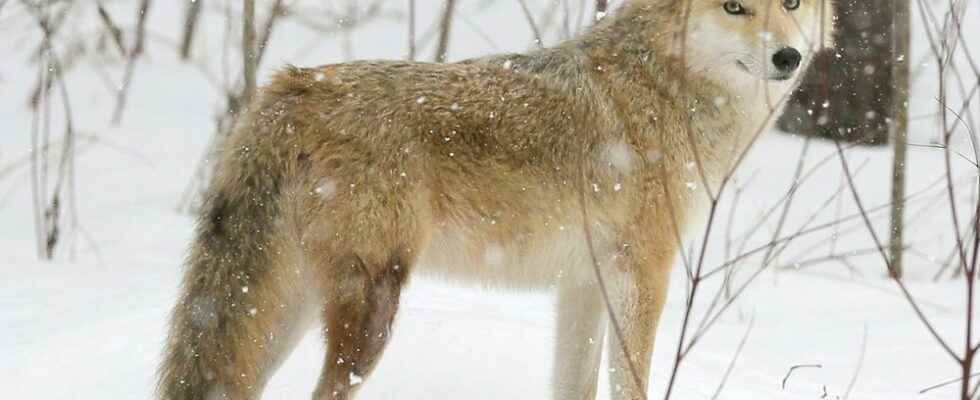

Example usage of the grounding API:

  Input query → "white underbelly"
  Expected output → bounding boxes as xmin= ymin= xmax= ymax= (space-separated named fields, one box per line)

xmin=415 ymin=224 xmax=616 ymax=291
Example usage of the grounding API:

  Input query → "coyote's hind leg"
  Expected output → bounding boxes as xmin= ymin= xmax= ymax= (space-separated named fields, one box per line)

xmin=311 ymin=253 xmax=410 ymax=400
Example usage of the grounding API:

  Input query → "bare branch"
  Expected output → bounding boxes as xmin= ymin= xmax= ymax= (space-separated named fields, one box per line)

xmin=834 ymin=139 xmax=960 ymax=362
xmin=517 ymin=0 xmax=544 ymax=49
xmin=179 ymin=0 xmax=204 ymax=59
xmin=96 ymin=1 xmax=126 ymax=57
xmin=921 ymin=372 xmax=980 ymax=395
xmin=843 ymin=326 xmax=869 ymax=399
xmin=242 ymin=0 xmax=257 ymax=105
xmin=781 ymin=364 xmax=822 ymax=390
xmin=407 ymin=0 xmax=416 ymax=60
xmin=111 ymin=0 xmax=153 ymax=124
xmin=255 ymin=0 xmax=285 ymax=66
xmin=20 ymin=0 xmax=79 ymax=260
xmin=710 ymin=315 xmax=755 ymax=400
xmin=433 ymin=0 xmax=456 ymax=62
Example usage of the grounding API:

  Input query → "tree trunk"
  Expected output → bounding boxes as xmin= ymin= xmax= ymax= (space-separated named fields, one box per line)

xmin=778 ymin=0 xmax=895 ymax=145
xmin=889 ymin=0 xmax=910 ymax=279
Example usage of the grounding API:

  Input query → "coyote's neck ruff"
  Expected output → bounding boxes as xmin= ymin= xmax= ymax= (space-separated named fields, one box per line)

xmin=159 ymin=1 xmax=835 ymax=399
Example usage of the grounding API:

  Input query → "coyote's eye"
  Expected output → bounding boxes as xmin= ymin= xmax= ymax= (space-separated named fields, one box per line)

xmin=784 ymin=0 xmax=800 ymax=10
xmin=723 ymin=1 xmax=746 ymax=15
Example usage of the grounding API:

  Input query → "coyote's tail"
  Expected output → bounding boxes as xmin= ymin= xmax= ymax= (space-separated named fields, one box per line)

xmin=157 ymin=68 xmax=312 ymax=400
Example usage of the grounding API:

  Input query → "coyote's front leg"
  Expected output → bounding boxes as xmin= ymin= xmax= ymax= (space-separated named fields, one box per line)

xmin=553 ymin=277 xmax=607 ymax=400
xmin=606 ymin=240 xmax=674 ymax=400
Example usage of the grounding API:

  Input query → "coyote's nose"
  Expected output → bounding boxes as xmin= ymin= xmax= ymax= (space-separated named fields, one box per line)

xmin=772 ymin=47 xmax=802 ymax=73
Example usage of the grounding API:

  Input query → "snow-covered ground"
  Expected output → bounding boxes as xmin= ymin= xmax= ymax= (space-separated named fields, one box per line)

xmin=1 ymin=1 xmax=978 ymax=399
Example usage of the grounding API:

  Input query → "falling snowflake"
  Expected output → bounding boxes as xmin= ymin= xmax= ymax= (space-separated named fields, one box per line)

xmin=484 ymin=244 xmax=505 ymax=267
xmin=602 ymin=141 xmax=635 ymax=172
xmin=313 ymin=178 xmax=338 ymax=199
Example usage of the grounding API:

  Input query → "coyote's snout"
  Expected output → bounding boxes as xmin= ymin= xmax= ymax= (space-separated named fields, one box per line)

xmin=158 ymin=1 xmax=835 ymax=399
xmin=679 ymin=0 xmax=833 ymax=84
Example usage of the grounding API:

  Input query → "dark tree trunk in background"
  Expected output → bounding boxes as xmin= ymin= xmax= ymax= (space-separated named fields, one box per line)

xmin=779 ymin=0 xmax=895 ymax=145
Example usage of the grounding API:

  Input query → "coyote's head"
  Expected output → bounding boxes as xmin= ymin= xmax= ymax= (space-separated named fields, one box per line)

xmin=656 ymin=0 xmax=836 ymax=86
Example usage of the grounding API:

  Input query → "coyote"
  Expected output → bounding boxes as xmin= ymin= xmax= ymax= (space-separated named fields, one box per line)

xmin=159 ymin=0 xmax=835 ymax=399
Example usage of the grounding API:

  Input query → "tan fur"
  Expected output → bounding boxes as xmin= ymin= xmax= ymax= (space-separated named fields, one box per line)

xmin=158 ymin=1 xmax=836 ymax=399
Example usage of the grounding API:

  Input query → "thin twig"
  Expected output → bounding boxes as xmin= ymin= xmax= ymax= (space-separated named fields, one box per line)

xmin=834 ymin=139 xmax=960 ymax=362
xmin=179 ymin=0 xmax=204 ymax=59
xmin=21 ymin=0 xmax=79 ymax=260
xmin=95 ymin=1 xmax=126 ymax=57
xmin=242 ymin=0 xmax=257 ymax=106
xmin=781 ymin=364 xmax=822 ymax=390
xmin=843 ymin=326 xmax=869 ymax=399
xmin=710 ymin=315 xmax=755 ymax=400
xmin=111 ymin=0 xmax=152 ymax=124
xmin=407 ymin=0 xmax=416 ymax=60
xmin=255 ymin=0 xmax=285 ymax=67
xmin=433 ymin=0 xmax=456 ymax=62
xmin=517 ymin=0 xmax=544 ymax=49
xmin=921 ymin=372 xmax=980 ymax=394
